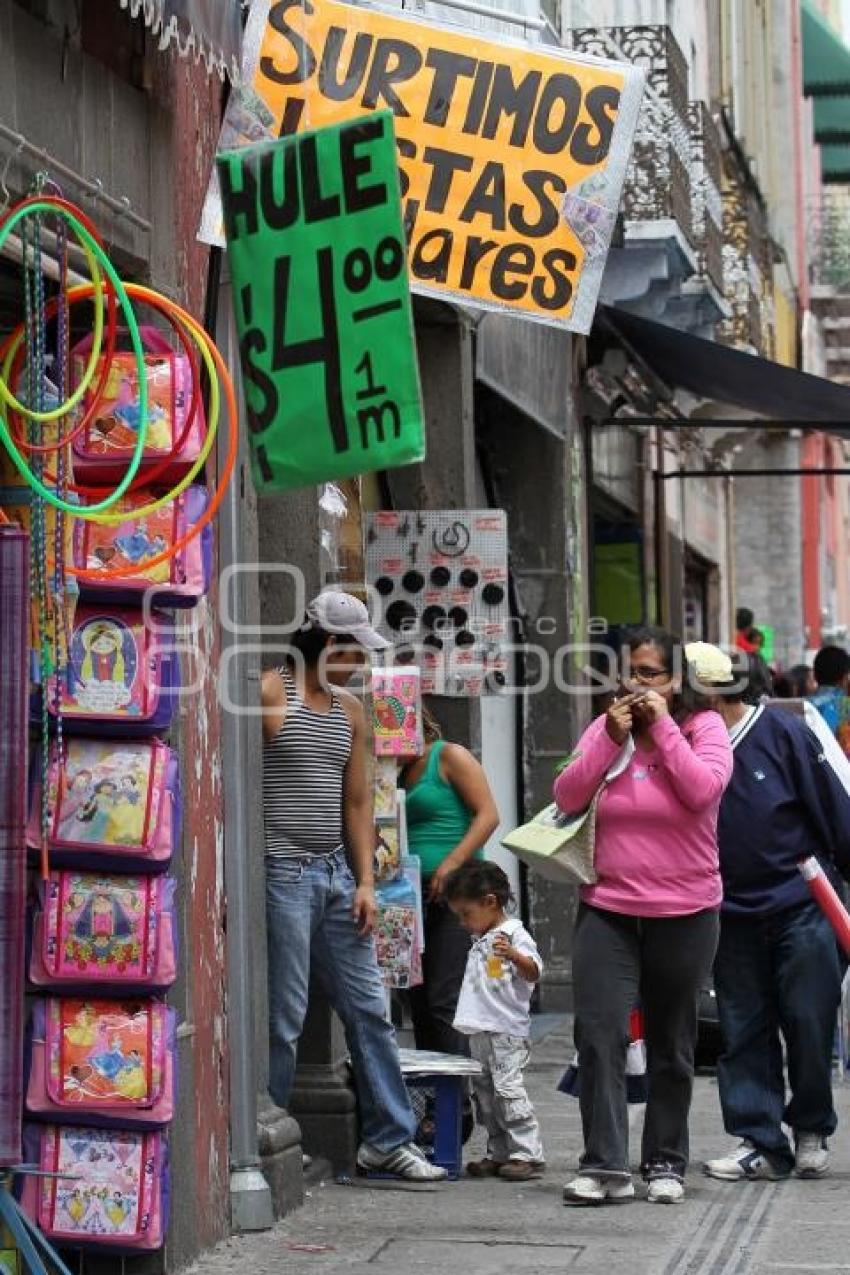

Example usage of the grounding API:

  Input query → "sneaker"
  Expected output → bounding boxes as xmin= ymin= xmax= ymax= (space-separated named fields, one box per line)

xmin=498 ymin=1160 xmax=545 ymax=1182
xmin=563 ymin=1175 xmax=635 ymax=1205
xmin=647 ymin=1176 xmax=685 ymax=1204
xmin=795 ymin=1133 xmax=829 ymax=1179
xmin=356 ymin=1142 xmax=448 ymax=1181
xmin=466 ymin=1158 xmax=505 ymax=1178
xmin=704 ymin=1141 xmax=789 ymax=1182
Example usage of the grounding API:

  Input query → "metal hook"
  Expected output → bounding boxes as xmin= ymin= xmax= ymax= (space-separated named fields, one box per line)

xmin=0 ymin=137 xmax=26 ymax=213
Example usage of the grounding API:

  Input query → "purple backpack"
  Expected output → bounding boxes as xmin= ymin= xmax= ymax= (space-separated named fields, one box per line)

xmin=42 ymin=605 xmax=179 ymax=736
xmin=27 ymin=998 xmax=176 ymax=1130
xmin=30 ymin=871 xmax=177 ymax=994
xmin=27 ymin=738 xmax=179 ymax=872
xmin=71 ymin=324 xmax=206 ymax=486
xmin=72 ymin=485 xmax=213 ymax=608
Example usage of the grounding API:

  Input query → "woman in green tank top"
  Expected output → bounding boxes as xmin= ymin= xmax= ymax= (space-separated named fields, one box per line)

xmin=401 ymin=707 xmax=499 ymax=1055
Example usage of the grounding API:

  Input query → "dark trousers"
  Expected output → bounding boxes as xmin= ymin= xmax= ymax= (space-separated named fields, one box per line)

xmin=572 ymin=904 xmax=719 ymax=1181
xmin=409 ymin=895 xmax=471 ymax=1056
xmin=715 ymin=899 xmax=843 ymax=1172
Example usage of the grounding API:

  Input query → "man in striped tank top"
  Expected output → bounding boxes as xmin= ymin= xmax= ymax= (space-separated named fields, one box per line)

xmin=262 ymin=591 xmax=447 ymax=1181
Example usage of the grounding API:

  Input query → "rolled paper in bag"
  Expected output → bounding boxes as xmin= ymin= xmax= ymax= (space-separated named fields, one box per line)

xmin=799 ymin=855 xmax=850 ymax=956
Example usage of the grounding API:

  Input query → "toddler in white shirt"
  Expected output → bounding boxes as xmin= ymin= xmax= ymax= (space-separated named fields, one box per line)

xmin=444 ymin=860 xmax=545 ymax=1182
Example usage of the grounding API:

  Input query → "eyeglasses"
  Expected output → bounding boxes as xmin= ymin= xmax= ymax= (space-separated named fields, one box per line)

xmin=629 ymin=665 xmax=670 ymax=683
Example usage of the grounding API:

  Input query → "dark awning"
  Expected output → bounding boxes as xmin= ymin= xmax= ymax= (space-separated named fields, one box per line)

xmin=119 ymin=0 xmax=242 ymax=81
xmin=599 ymin=306 xmax=850 ymax=429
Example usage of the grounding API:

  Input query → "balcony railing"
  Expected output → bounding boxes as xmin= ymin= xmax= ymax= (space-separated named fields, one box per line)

xmin=717 ymin=165 xmax=772 ymax=356
xmin=688 ymin=101 xmax=724 ymax=297
xmin=808 ymin=190 xmax=850 ymax=290
xmin=568 ymin=24 xmax=694 ymax=250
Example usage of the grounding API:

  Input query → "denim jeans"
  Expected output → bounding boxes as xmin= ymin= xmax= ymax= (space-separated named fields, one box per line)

xmin=715 ymin=899 xmax=844 ymax=1172
xmin=266 ymin=848 xmax=416 ymax=1153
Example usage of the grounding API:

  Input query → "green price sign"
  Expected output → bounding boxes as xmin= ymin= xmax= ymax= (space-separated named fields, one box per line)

xmin=218 ymin=111 xmax=426 ymax=492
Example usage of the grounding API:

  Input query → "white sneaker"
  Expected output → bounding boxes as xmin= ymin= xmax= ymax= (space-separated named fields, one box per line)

xmin=647 ymin=1176 xmax=685 ymax=1204
xmin=795 ymin=1133 xmax=829 ymax=1179
xmin=356 ymin=1142 xmax=448 ymax=1181
xmin=563 ymin=1175 xmax=635 ymax=1205
xmin=704 ymin=1140 xmax=789 ymax=1182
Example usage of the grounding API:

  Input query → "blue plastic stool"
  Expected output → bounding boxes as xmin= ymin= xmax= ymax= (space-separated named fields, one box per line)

xmin=359 ymin=1073 xmax=464 ymax=1181
xmin=407 ymin=1074 xmax=463 ymax=1179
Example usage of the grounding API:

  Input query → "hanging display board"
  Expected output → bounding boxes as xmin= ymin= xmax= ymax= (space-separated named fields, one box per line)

xmin=219 ymin=111 xmax=426 ymax=492
xmin=366 ymin=509 xmax=509 ymax=697
xmin=200 ymin=0 xmax=645 ymax=333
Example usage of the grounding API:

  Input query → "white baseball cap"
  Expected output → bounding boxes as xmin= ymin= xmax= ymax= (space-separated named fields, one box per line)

xmin=684 ymin=641 xmax=735 ymax=686
xmin=305 ymin=591 xmax=390 ymax=651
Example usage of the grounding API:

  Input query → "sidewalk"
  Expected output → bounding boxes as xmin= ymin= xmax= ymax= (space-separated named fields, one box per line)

xmin=185 ymin=1021 xmax=850 ymax=1275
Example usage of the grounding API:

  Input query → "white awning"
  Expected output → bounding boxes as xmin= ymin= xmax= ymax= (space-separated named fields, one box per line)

xmin=119 ymin=0 xmax=243 ymax=82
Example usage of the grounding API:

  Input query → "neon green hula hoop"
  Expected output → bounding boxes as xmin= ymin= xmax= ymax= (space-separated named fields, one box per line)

xmin=0 ymin=201 xmax=148 ymax=515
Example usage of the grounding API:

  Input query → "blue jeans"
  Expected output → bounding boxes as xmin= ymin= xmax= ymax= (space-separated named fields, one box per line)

xmin=715 ymin=899 xmax=843 ymax=1172
xmin=265 ymin=848 xmax=415 ymax=1153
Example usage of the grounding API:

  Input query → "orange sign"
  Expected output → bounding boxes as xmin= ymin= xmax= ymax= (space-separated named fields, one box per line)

xmin=203 ymin=0 xmax=644 ymax=331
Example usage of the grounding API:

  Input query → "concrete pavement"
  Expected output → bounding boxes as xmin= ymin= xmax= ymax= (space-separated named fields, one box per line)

xmin=185 ymin=1022 xmax=850 ymax=1275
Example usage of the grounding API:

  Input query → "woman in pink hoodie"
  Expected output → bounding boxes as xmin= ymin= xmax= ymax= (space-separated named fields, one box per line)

xmin=555 ymin=629 xmax=733 ymax=1207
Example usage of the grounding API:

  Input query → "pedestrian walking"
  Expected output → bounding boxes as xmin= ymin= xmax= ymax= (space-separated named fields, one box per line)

xmin=401 ymin=705 xmax=500 ymax=1057
xmin=262 ymin=590 xmax=447 ymax=1182
xmin=554 ymin=630 xmax=733 ymax=1205
xmin=808 ymin=645 xmax=850 ymax=757
xmin=705 ymin=659 xmax=850 ymax=1183
xmin=774 ymin=664 xmax=816 ymax=699
xmin=445 ymin=860 xmax=545 ymax=1182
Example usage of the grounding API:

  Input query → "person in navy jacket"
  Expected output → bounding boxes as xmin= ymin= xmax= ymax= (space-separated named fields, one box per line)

xmin=705 ymin=660 xmax=850 ymax=1183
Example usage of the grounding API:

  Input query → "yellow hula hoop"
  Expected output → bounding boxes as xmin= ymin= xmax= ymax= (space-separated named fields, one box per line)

xmin=0 ymin=222 xmax=105 ymax=422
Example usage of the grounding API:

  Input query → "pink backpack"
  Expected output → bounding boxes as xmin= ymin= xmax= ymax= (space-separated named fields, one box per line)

xmin=72 ymin=484 xmax=213 ymax=608
xmin=30 ymin=872 xmax=177 ymax=992
xmin=71 ymin=325 xmax=205 ymax=485
xmin=27 ymin=998 xmax=175 ymax=1129
xmin=42 ymin=604 xmax=179 ymax=736
xmin=21 ymin=1124 xmax=168 ymax=1252
xmin=27 ymin=738 xmax=179 ymax=872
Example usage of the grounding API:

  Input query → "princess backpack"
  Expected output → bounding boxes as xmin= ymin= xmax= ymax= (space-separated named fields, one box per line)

xmin=29 ymin=871 xmax=177 ymax=993
xmin=27 ymin=737 xmax=180 ymax=872
xmin=71 ymin=324 xmax=206 ymax=485
xmin=21 ymin=1124 xmax=169 ymax=1253
xmin=27 ymin=998 xmax=176 ymax=1129
xmin=72 ymin=485 xmax=213 ymax=608
xmin=40 ymin=604 xmax=180 ymax=737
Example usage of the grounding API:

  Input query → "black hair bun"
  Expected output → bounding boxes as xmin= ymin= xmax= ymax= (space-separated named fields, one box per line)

xmin=430 ymin=566 xmax=451 ymax=588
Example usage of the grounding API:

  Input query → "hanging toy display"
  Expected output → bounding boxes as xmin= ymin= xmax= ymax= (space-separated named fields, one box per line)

xmin=366 ymin=510 xmax=510 ymax=696
xmin=0 ymin=188 xmax=235 ymax=1269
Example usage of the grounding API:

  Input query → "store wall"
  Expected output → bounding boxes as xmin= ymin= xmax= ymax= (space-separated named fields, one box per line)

xmin=734 ymin=432 xmax=807 ymax=667
xmin=476 ymin=361 xmax=589 ymax=1010
xmin=0 ymin=5 xmax=233 ymax=1268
